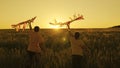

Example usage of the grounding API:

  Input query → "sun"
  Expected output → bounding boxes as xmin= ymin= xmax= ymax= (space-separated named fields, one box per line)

xmin=50 ymin=25 xmax=60 ymax=29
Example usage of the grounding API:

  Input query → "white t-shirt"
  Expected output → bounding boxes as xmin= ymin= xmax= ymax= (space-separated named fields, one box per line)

xmin=27 ymin=31 xmax=44 ymax=53
xmin=70 ymin=36 xmax=84 ymax=56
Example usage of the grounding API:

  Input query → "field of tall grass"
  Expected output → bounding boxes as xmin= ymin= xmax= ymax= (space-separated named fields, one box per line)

xmin=0 ymin=29 xmax=120 ymax=68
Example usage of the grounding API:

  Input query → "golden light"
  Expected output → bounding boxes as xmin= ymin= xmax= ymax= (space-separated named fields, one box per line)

xmin=50 ymin=25 xmax=60 ymax=29
xmin=62 ymin=37 xmax=66 ymax=41
xmin=49 ymin=16 xmax=66 ymax=29
xmin=61 ymin=37 xmax=67 ymax=44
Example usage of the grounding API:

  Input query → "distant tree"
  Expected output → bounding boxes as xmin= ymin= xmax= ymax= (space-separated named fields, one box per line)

xmin=110 ymin=25 xmax=120 ymax=28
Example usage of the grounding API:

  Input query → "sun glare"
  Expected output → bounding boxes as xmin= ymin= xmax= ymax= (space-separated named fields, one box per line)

xmin=49 ymin=16 xmax=66 ymax=29
xmin=50 ymin=25 xmax=60 ymax=29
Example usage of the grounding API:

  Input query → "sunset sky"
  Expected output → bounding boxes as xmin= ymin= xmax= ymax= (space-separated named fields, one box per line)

xmin=0 ymin=0 xmax=120 ymax=29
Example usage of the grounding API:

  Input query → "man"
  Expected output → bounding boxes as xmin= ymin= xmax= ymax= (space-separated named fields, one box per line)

xmin=67 ymin=25 xmax=90 ymax=68
xmin=27 ymin=22 xmax=45 ymax=68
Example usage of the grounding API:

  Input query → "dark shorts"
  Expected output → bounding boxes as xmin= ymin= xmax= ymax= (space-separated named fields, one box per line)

xmin=27 ymin=51 xmax=36 ymax=58
xmin=27 ymin=51 xmax=41 ymax=60
xmin=72 ymin=55 xmax=83 ymax=68
xmin=26 ymin=51 xmax=41 ymax=68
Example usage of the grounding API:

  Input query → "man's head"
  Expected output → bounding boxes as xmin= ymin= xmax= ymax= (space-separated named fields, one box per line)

xmin=74 ymin=32 xmax=80 ymax=39
xmin=34 ymin=26 xmax=40 ymax=32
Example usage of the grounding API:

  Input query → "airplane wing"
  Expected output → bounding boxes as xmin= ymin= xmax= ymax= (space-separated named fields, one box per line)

xmin=18 ymin=16 xmax=36 ymax=25
xmin=49 ymin=14 xmax=84 ymax=27
xmin=75 ymin=15 xmax=84 ymax=20
xmin=11 ymin=16 xmax=36 ymax=31
xmin=11 ymin=25 xmax=17 ymax=28
xmin=49 ymin=22 xmax=66 ymax=26
xmin=66 ymin=15 xmax=84 ymax=24
xmin=49 ymin=22 xmax=57 ymax=25
xmin=11 ymin=24 xmax=20 ymax=31
xmin=29 ymin=16 xmax=36 ymax=23
xmin=49 ymin=19 xmax=58 ymax=25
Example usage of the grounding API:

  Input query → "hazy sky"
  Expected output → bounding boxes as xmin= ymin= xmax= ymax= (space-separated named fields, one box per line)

xmin=0 ymin=0 xmax=120 ymax=29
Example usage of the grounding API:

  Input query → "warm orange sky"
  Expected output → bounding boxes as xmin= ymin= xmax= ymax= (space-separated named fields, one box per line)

xmin=0 ymin=0 xmax=120 ymax=29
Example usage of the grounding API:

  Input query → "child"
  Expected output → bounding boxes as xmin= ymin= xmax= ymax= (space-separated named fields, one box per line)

xmin=27 ymin=22 xmax=45 ymax=68
xmin=67 ymin=25 xmax=90 ymax=68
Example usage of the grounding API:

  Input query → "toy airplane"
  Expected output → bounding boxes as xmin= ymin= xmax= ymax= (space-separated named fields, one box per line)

xmin=11 ymin=16 xmax=36 ymax=31
xmin=49 ymin=14 xmax=84 ymax=27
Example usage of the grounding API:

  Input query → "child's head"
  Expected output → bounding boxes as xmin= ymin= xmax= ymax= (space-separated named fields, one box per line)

xmin=74 ymin=32 xmax=80 ymax=39
xmin=34 ymin=26 xmax=40 ymax=32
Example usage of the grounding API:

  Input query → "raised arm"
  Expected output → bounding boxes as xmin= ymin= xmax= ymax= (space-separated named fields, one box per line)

xmin=28 ymin=22 xmax=32 ymax=30
xmin=67 ymin=24 xmax=74 ymax=37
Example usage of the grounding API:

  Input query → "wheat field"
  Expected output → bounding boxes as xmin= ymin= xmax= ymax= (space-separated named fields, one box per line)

xmin=0 ymin=29 xmax=119 ymax=68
